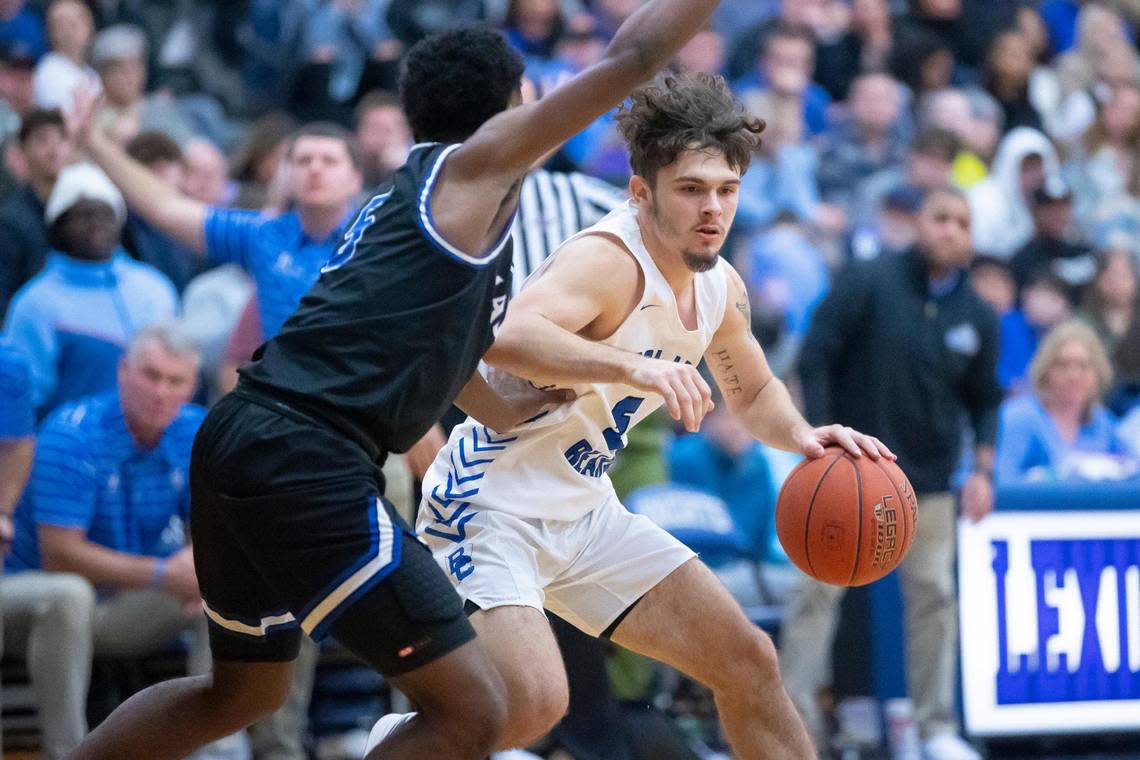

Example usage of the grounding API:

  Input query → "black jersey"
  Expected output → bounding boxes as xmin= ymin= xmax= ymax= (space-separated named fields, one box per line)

xmin=239 ymin=143 xmax=515 ymax=454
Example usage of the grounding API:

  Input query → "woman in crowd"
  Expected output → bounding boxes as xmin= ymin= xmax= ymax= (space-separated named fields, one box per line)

xmin=995 ymin=319 xmax=1126 ymax=484
xmin=1068 ymin=83 xmax=1140 ymax=237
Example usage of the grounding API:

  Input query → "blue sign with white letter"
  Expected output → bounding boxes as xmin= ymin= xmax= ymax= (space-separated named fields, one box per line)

xmin=990 ymin=538 xmax=1139 ymax=705
xmin=959 ymin=513 xmax=1140 ymax=736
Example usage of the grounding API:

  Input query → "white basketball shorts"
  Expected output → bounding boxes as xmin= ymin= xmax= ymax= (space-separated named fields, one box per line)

xmin=417 ymin=492 xmax=695 ymax=637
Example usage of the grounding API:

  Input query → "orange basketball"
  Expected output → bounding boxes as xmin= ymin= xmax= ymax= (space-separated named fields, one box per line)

xmin=775 ymin=447 xmax=918 ymax=586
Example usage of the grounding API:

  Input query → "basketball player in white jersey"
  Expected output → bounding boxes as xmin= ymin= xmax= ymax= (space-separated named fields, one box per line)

xmin=370 ymin=73 xmax=894 ymax=759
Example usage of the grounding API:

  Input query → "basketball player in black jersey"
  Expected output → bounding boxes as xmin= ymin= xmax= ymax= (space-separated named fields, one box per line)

xmin=70 ymin=3 xmax=729 ymax=759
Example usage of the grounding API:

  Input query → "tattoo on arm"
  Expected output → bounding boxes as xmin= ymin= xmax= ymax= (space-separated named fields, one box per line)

xmin=735 ymin=298 xmax=761 ymax=346
xmin=713 ymin=348 xmax=743 ymax=396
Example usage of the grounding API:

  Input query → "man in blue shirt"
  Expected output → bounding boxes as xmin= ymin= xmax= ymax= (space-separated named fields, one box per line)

xmin=669 ymin=404 xmax=780 ymax=566
xmin=0 ymin=338 xmax=34 ymax=547
xmin=80 ymin=114 xmax=365 ymax=340
xmin=3 ymin=162 xmax=179 ymax=417
xmin=1 ymin=324 xmax=208 ymax=759
xmin=732 ymin=24 xmax=832 ymax=138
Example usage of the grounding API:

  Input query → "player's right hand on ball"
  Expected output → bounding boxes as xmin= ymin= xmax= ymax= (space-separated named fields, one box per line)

xmin=628 ymin=358 xmax=713 ymax=432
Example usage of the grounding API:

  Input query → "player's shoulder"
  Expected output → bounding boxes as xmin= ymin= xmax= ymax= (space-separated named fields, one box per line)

xmin=403 ymin=141 xmax=459 ymax=179
xmin=711 ymin=258 xmax=747 ymax=310
xmin=521 ymin=233 xmax=641 ymax=314
xmin=720 ymin=258 xmax=746 ymax=292
xmin=545 ymin=231 xmax=641 ymax=289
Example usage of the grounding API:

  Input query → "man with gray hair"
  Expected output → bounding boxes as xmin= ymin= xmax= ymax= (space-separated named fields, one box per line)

xmin=1 ymin=323 xmax=211 ymax=759
xmin=90 ymin=23 xmax=194 ymax=146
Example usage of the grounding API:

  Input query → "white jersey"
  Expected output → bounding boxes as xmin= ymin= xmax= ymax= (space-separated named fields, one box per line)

xmin=421 ymin=202 xmax=729 ymax=523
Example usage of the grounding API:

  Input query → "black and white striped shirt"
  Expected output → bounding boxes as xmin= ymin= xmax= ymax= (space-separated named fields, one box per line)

xmin=510 ymin=170 xmax=627 ymax=293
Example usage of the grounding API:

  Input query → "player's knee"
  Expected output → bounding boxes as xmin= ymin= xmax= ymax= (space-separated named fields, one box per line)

xmin=714 ymin=626 xmax=781 ymax=691
xmin=510 ymin=676 xmax=568 ymax=740
xmin=432 ymin=696 xmax=507 ymax=759
xmin=424 ymin=665 xmax=508 ymax=757
xmin=207 ymin=661 xmax=293 ymax=725
xmin=473 ymin=673 xmax=510 ymax=745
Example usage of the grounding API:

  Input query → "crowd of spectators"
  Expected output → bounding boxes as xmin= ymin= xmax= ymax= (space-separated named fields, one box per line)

xmin=2 ymin=0 xmax=1140 ymax=758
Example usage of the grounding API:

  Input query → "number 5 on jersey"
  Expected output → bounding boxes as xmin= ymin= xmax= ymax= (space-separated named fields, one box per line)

xmin=564 ymin=396 xmax=644 ymax=478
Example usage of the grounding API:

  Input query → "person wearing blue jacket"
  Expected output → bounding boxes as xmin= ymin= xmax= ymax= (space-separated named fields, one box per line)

xmin=3 ymin=162 xmax=177 ymax=417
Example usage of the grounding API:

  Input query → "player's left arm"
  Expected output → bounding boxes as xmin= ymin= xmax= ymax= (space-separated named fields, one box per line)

xmin=454 ymin=372 xmax=571 ymax=434
xmin=705 ymin=267 xmax=894 ymax=461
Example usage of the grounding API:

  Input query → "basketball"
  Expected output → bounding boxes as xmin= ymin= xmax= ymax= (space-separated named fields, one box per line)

xmin=775 ymin=447 xmax=918 ymax=586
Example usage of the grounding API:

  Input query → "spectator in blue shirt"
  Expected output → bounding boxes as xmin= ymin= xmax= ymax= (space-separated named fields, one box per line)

xmin=997 ymin=271 xmax=1072 ymax=393
xmin=669 ymin=404 xmax=781 ymax=566
xmin=0 ymin=339 xmax=34 ymax=755
xmin=3 ymin=162 xmax=178 ymax=416
xmin=817 ymin=72 xmax=911 ymax=211
xmin=996 ymin=319 xmax=1126 ymax=485
xmin=1 ymin=324 xmax=209 ymax=759
xmin=1038 ymin=0 xmax=1133 ymax=56
xmin=735 ymin=24 xmax=832 ymax=138
xmin=0 ymin=0 xmax=46 ymax=62
xmin=78 ymin=107 xmax=365 ymax=341
xmin=0 ymin=338 xmax=34 ymax=547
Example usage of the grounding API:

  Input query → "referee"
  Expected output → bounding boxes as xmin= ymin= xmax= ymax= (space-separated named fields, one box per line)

xmin=511 ymin=167 xmax=626 ymax=288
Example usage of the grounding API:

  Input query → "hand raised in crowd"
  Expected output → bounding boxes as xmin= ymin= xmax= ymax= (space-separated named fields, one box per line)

xmin=63 ymin=78 xmax=103 ymax=148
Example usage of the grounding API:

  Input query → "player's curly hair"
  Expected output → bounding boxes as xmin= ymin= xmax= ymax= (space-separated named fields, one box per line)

xmin=399 ymin=26 xmax=526 ymax=144
xmin=616 ymin=73 xmax=765 ymax=184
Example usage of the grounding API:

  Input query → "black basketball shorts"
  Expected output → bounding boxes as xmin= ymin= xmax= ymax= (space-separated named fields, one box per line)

xmin=189 ymin=391 xmax=475 ymax=675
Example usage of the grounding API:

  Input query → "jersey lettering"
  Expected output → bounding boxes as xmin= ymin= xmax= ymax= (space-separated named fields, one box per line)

xmin=321 ymin=190 xmax=391 ymax=274
xmin=564 ymin=395 xmax=644 ymax=477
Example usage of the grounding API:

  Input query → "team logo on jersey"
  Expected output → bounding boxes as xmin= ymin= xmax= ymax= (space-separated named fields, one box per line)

xmin=447 ymin=547 xmax=475 ymax=581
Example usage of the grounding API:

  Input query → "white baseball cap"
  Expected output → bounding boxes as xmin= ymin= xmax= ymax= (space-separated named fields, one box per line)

xmin=44 ymin=162 xmax=127 ymax=227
